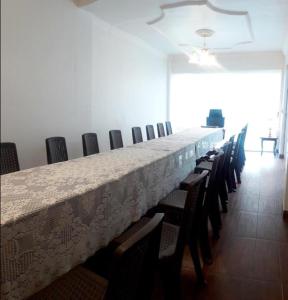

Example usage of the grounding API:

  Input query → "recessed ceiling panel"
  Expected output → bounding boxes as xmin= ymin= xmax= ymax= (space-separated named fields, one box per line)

xmin=147 ymin=0 xmax=254 ymax=52
xmin=75 ymin=0 xmax=288 ymax=54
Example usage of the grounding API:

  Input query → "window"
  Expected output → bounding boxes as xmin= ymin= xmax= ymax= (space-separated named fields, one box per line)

xmin=170 ymin=71 xmax=282 ymax=151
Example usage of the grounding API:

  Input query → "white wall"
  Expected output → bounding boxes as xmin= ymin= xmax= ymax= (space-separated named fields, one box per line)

xmin=90 ymin=18 xmax=168 ymax=151
xmin=1 ymin=0 xmax=168 ymax=169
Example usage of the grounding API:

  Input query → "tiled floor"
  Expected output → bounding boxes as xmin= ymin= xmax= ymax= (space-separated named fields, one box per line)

xmin=180 ymin=152 xmax=288 ymax=300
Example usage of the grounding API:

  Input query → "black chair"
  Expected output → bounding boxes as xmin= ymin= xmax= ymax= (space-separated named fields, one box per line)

xmin=132 ymin=127 xmax=143 ymax=144
xmin=30 ymin=213 xmax=164 ymax=300
xmin=146 ymin=125 xmax=155 ymax=140
xmin=165 ymin=121 xmax=173 ymax=135
xmin=194 ymin=152 xmax=223 ymax=239
xmin=239 ymin=125 xmax=248 ymax=171
xmin=225 ymin=136 xmax=236 ymax=193
xmin=0 ymin=142 xmax=20 ymax=175
xmin=46 ymin=137 xmax=68 ymax=164
xmin=231 ymin=132 xmax=243 ymax=184
xmin=152 ymin=171 xmax=209 ymax=298
xmin=157 ymin=123 xmax=165 ymax=138
xmin=206 ymin=109 xmax=225 ymax=128
xmin=82 ymin=133 xmax=100 ymax=156
xmin=109 ymin=130 xmax=123 ymax=150
xmin=202 ymin=143 xmax=231 ymax=213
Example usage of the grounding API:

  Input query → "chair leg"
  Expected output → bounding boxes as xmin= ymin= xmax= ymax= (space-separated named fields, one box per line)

xmin=218 ymin=180 xmax=228 ymax=213
xmin=207 ymin=192 xmax=222 ymax=239
xmin=235 ymin=166 xmax=241 ymax=184
xmin=225 ymin=171 xmax=233 ymax=193
xmin=160 ymin=264 xmax=181 ymax=300
xmin=229 ymin=166 xmax=237 ymax=190
xmin=188 ymin=239 xmax=206 ymax=285
xmin=199 ymin=209 xmax=213 ymax=264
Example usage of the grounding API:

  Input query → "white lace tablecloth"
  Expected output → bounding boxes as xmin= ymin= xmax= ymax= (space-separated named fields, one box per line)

xmin=1 ymin=127 xmax=223 ymax=299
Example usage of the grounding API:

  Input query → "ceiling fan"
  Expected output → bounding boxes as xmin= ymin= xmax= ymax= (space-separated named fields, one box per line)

xmin=179 ymin=28 xmax=223 ymax=67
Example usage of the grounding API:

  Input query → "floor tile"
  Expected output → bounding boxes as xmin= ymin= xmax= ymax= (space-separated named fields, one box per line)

xmin=251 ymin=239 xmax=281 ymax=282
xmin=258 ymin=196 xmax=283 ymax=215
xmin=222 ymin=211 xmax=258 ymax=238
xmin=234 ymin=192 xmax=259 ymax=212
xmin=257 ymin=214 xmax=288 ymax=242
xmin=280 ymin=243 xmax=288 ymax=282
xmin=181 ymin=273 xmax=283 ymax=300
xmin=207 ymin=237 xmax=256 ymax=278
xmin=283 ymin=282 xmax=288 ymax=300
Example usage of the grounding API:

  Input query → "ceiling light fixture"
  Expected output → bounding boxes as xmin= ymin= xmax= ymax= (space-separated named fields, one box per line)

xmin=188 ymin=28 xmax=219 ymax=66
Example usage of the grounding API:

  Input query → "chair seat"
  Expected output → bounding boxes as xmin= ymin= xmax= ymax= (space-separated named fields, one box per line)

xmin=195 ymin=161 xmax=213 ymax=172
xmin=159 ymin=222 xmax=180 ymax=259
xmin=29 ymin=266 xmax=107 ymax=300
xmin=158 ymin=189 xmax=187 ymax=209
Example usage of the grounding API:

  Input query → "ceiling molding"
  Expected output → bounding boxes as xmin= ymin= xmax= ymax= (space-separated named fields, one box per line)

xmin=73 ymin=0 xmax=98 ymax=7
xmin=147 ymin=0 xmax=254 ymax=54
xmin=148 ymin=0 xmax=252 ymax=24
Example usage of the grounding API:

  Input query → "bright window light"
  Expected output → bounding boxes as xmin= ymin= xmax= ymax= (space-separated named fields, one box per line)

xmin=170 ymin=71 xmax=282 ymax=151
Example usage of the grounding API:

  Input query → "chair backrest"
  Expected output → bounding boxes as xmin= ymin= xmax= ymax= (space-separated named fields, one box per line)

xmin=207 ymin=151 xmax=223 ymax=190
xmin=105 ymin=213 xmax=164 ymax=300
xmin=82 ymin=133 xmax=99 ymax=156
xmin=132 ymin=127 xmax=143 ymax=144
xmin=0 ymin=142 xmax=20 ymax=175
xmin=173 ymin=171 xmax=209 ymax=267
xmin=242 ymin=124 xmax=248 ymax=140
xmin=219 ymin=142 xmax=231 ymax=175
xmin=232 ymin=132 xmax=243 ymax=162
xmin=165 ymin=121 xmax=173 ymax=135
xmin=46 ymin=137 xmax=68 ymax=164
xmin=157 ymin=123 xmax=165 ymax=138
xmin=146 ymin=125 xmax=155 ymax=140
xmin=207 ymin=109 xmax=225 ymax=128
xmin=109 ymin=130 xmax=124 ymax=150
xmin=240 ymin=125 xmax=248 ymax=148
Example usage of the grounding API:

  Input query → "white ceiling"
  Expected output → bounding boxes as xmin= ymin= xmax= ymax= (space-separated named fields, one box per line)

xmin=78 ymin=0 xmax=288 ymax=55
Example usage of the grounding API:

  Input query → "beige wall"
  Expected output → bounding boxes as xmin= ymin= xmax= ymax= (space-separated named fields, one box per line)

xmin=284 ymin=56 xmax=288 ymax=212
xmin=1 ymin=0 xmax=168 ymax=169
xmin=285 ymin=160 xmax=288 ymax=211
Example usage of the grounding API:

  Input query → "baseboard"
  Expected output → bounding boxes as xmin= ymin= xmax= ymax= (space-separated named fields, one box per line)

xmin=284 ymin=210 xmax=288 ymax=220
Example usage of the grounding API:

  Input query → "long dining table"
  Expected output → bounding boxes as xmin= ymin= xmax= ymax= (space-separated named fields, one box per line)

xmin=1 ymin=127 xmax=223 ymax=300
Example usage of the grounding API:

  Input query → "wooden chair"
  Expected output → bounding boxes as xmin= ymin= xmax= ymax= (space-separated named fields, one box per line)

xmin=109 ymin=130 xmax=123 ymax=150
xmin=157 ymin=123 xmax=166 ymax=138
xmin=132 ymin=127 xmax=143 ymax=144
xmin=154 ymin=171 xmax=209 ymax=298
xmin=46 ymin=137 xmax=68 ymax=164
xmin=165 ymin=121 xmax=173 ymax=135
xmin=82 ymin=133 xmax=99 ymax=156
xmin=146 ymin=125 xmax=155 ymax=140
xmin=0 ymin=142 xmax=20 ymax=175
xmin=30 ymin=213 xmax=164 ymax=300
